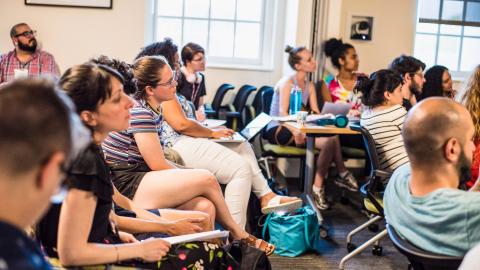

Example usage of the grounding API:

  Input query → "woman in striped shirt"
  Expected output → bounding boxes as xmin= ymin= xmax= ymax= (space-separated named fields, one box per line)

xmin=359 ymin=69 xmax=410 ymax=173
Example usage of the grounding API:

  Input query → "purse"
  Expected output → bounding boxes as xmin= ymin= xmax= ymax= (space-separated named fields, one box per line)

xmin=262 ymin=206 xmax=319 ymax=257
xmin=225 ymin=240 xmax=271 ymax=270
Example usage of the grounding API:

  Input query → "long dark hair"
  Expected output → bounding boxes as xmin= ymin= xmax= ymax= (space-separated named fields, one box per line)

xmin=418 ymin=65 xmax=449 ymax=101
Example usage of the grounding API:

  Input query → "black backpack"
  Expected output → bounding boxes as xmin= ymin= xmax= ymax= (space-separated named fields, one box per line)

xmin=225 ymin=240 xmax=272 ymax=270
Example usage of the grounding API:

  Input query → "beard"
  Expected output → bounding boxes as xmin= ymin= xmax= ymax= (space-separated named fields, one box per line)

xmin=457 ymin=149 xmax=472 ymax=188
xmin=18 ymin=38 xmax=37 ymax=53
xmin=410 ymin=80 xmax=423 ymax=96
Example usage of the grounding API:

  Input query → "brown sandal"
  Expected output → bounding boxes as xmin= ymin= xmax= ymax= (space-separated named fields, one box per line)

xmin=240 ymin=234 xmax=275 ymax=256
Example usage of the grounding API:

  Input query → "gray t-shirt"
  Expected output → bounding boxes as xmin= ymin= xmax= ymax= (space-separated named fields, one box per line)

xmin=384 ymin=164 xmax=480 ymax=256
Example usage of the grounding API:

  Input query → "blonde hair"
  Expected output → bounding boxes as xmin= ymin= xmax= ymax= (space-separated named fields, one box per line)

xmin=461 ymin=65 xmax=480 ymax=138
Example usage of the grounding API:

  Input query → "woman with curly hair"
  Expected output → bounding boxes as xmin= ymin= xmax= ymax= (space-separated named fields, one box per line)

xmin=459 ymin=65 xmax=480 ymax=188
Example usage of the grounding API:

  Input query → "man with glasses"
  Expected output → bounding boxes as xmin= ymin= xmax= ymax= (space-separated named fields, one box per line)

xmin=389 ymin=55 xmax=426 ymax=110
xmin=0 ymin=23 xmax=60 ymax=84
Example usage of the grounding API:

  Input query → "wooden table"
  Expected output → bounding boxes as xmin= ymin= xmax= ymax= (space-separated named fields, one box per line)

xmin=284 ymin=122 xmax=360 ymax=234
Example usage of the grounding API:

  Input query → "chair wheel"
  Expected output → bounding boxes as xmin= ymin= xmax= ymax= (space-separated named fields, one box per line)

xmin=372 ymin=245 xmax=383 ymax=256
xmin=347 ymin=243 xmax=357 ymax=252
xmin=368 ymin=224 xmax=379 ymax=232
xmin=319 ymin=226 xmax=328 ymax=239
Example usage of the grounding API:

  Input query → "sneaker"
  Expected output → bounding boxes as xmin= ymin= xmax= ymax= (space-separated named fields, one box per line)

xmin=313 ymin=188 xmax=329 ymax=210
xmin=334 ymin=171 xmax=359 ymax=192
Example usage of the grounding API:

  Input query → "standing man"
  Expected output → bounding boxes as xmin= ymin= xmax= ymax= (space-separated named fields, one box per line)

xmin=0 ymin=23 xmax=60 ymax=84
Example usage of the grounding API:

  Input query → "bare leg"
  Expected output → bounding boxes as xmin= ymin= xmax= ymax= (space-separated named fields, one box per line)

xmin=133 ymin=168 xmax=248 ymax=240
xmin=313 ymin=137 xmax=336 ymax=188
xmin=159 ymin=198 xmax=214 ymax=231
xmin=331 ymin=136 xmax=347 ymax=173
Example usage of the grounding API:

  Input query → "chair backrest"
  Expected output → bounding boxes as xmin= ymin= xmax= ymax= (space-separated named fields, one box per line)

xmin=211 ymin=83 xmax=234 ymax=111
xmin=249 ymin=86 xmax=274 ymax=121
xmin=349 ymin=124 xmax=381 ymax=173
xmin=386 ymin=224 xmax=463 ymax=270
xmin=233 ymin=84 xmax=257 ymax=111
xmin=262 ymin=86 xmax=274 ymax=114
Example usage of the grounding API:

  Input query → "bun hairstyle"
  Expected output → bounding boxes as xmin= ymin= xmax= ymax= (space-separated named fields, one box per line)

xmin=356 ymin=69 xmax=403 ymax=107
xmin=323 ymin=38 xmax=354 ymax=69
xmin=285 ymin=45 xmax=306 ymax=70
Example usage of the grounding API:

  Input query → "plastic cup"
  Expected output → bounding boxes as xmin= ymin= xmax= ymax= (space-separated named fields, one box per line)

xmin=296 ymin=111 xmax=308 ymax=125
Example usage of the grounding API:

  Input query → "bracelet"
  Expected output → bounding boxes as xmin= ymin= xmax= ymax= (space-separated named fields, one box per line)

xmin=114 ymin=246 xmax=120 ymax=263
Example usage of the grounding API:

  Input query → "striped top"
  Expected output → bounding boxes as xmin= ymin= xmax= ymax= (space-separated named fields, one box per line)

xmin=102 ymin=98 xmax=162 ymax=165
xmin=360 ymin=105 xmax=409 ymax=172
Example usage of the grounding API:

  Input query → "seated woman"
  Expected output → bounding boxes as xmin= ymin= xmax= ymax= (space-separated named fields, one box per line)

xmin=178 ymin=42 xmax=207 ymax=121
xmin=418 ymin=65 xmax=455 ymax=100
xmin=37 ymin=63 xmax=235 ymax=269
xmin=358 ymin=69 xmax=409 ymax=173
xmin=132 ymin=40 xmax=301 ymax=227
xmin=264 ymin=45 xmax=358 ymax=211
xmin=459 ymin=65 xmax=480 ymax=188
xmin=102 ymin=55 xmax=274 ymax=254
xmin=322 ymin=38 xmax=363 ymax=116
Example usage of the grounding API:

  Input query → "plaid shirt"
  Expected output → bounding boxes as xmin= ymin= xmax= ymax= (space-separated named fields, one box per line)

xmin=0 ymin=49 xmax=60 ymax=83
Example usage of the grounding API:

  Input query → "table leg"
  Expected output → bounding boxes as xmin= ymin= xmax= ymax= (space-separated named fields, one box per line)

xmin=304 ymin=136 xmax=323 ymax=223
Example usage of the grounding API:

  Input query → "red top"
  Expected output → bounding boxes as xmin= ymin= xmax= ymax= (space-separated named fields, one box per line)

xmin=467 ymin=138 xmax=480 ymax=188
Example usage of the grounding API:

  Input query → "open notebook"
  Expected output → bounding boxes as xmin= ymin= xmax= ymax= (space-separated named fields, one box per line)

xmin=211 ymin=112 xmax=272 ymax=143
xmin=163 ymin=230 xmax=230 ymax=245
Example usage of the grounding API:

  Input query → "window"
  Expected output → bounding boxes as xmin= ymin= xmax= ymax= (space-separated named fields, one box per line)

xmin=414 ymin=0 xmax=480 ymax=78
xmin=153 ymin=0 xmax=276 ymax=70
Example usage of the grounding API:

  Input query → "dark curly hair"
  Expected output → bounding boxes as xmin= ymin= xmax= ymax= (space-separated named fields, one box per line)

xmin=389 ymin=55 xmax=426 ymax=77
xmin=135 ymin=38 xmax=178 ymax=69
xmin=356 ymin=69 xmax=403 ymax=107
xmin=323 ymin=38 xmax=354 ymax=69
xmin=418 ymin=65 xmax=449 ymax=101
xmin=90 ymin=55 xmax=138 ymax=95
xmin=285 ymin=45 xmax=306 ymax=70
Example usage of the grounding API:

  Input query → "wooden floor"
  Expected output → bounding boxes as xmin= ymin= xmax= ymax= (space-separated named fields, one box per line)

xmin=268 ymin=176 xmax=409 ymax=270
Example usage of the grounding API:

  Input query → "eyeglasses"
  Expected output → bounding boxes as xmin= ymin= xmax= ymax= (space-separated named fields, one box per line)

xmin=15 ymin=30 xmax=36 ymax=38
xmin=192 ymin=57 xmax=206 ymax=62
xmin=155 ymin=72 xmax=177 ymax=88
xmin=411 ymin=71 xmax=424 ymax=79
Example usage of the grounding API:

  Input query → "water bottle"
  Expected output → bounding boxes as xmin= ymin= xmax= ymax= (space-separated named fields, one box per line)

xmin=289 ymin=85 xmax=302 ymax=115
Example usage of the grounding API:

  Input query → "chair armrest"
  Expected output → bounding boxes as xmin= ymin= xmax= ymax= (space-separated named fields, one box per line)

xmin=226 ymin=111 xmax=241 ymax=118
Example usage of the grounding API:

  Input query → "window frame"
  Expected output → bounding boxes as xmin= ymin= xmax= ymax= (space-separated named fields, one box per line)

xmin=152 ymin=0 xmax=277 ymax=71
xmin=414 ymin=0 xmax=480 ymax=79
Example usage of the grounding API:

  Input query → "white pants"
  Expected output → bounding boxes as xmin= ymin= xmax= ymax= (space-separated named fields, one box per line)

xmin=172 ymin=136 xmax=271 ymax=228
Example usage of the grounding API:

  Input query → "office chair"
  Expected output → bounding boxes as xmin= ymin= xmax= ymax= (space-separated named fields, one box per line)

xmin=225 ymin=84 xmax=256 ymax=130
xmin=339 ymin=124 xmax=392 ymax=269
xmin=387 ymin=224 xmax=463 ymax=270
xmin=204 ymin=83 xmax=234 ymax=119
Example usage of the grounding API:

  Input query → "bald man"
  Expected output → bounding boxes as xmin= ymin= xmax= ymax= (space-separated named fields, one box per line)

xmin=384 ymin=97 xmax=480 ymax=257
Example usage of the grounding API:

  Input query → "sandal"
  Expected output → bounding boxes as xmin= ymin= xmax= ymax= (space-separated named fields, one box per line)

xmin=261 ymin=196 xmax=303 ymax=214
xmin=240 ymin=234 xmax=275 ymax=256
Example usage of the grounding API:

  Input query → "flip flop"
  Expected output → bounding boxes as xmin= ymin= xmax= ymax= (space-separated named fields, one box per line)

xmin=261 ymin=196 xmax=303 ymax=214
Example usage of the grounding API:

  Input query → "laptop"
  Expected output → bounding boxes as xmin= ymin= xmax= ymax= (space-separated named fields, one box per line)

xmin=321 ymin=102 xmax=352 ymax=115
xmin=212 ymin=113 xmax=273 ymax=143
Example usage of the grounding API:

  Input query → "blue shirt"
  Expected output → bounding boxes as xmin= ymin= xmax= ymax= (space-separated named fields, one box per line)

xmin=384 ymin=164 xmax=480 ymax=256
xmin=0 ymin=220 xmax=52 ymax=270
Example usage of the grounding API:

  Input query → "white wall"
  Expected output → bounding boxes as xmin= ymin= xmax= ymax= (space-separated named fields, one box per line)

xmin=0 ymin=0 xmax=308 ymax=104
xmin=338 ymin=0 xmax=417 ymax=74
xmin=0 ymin=0 xmax=146 ymax=73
